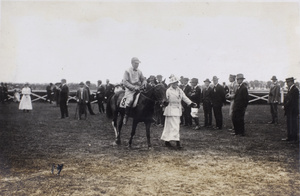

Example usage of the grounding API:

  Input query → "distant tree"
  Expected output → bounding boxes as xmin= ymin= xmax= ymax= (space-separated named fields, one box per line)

xmin=266 ymin=81 xmax=272 ymax=89
xmin=278 ymin=80 xmax=285 ymax=88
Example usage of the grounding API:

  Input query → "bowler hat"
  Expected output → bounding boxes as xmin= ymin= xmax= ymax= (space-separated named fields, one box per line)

xmin=271 ymin=76 xmax=277 ymax=81
xmin=236 ymin=73 xmax=245 ymax=80
xmin=79 ymin=82 xmax=84 ymax=85
xmin=190 ymin=78 xmax=198 ymax=83
xmin=203 ymin=78 xmax=211 ymax=83
xmin=229 ymin=74 xmax=236 ymax=79
xmin=285 ymin=77 xmax=295 ymax=82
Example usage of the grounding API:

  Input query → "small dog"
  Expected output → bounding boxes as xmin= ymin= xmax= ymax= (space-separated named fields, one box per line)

xmin=51 ymin=163 xmax=64 ymax=175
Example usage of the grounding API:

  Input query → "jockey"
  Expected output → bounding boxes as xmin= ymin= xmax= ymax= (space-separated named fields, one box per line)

xmin=122 ymin=57 xmax=147 ymax=125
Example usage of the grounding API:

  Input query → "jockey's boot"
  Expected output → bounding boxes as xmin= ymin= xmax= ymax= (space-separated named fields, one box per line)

xmin=123 ymin=107 xmax=130 ymax=125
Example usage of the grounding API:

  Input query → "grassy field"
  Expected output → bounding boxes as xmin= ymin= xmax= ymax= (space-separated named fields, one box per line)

xmin=0 ymin=102 xmax=299 ymax=195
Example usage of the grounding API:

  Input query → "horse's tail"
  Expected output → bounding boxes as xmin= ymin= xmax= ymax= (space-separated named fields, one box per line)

xmin=106 ymin=94 xmax=114 ymax=119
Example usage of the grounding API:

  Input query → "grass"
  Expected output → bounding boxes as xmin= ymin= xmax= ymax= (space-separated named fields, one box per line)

xmin=0 ymin=102 xmax=299 ymax=195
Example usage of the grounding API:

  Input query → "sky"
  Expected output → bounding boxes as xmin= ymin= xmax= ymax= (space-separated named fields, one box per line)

xmin=0 ymin=0 xmax=300 ymax=85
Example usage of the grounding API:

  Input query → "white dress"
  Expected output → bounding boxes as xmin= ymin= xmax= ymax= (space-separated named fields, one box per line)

xmin=19 ymin=87 xmax=33 ymax=110
xmin=161 ymin=87 xmax=192 ymax=141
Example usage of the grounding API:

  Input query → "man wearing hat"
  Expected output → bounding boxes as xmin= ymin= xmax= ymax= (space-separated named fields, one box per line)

xmin=122 ymin=57 xmax=147 ymax=125
xmin=188 ymin=78 xmax=202 ymax=130
xmin=283 ymin=77 xmax=299 ymax=141
xmin=85 ymin=81 xmax=96 ymax=115
xmin=76 ymin=82 xmax=89 ymax=120
xmin=181 ymin=77 xmax=192 ymax=126
xmin=96 ymin=80 xmax=106 ymax=114
xmin=202 ymin=79 xmax=213 ymax=127
xmin=211 ymin=76 xmax=226 ymax=130
xmin=58 ymin=79 xmax=69 ymax=119
xmin=232 ymin=74 xmax=249 ymax=136
xmin=226 ymin=74 xmax=238 ymax=130
xmin=268 ymin=76 xmax=281 ymax=124
xmin=156 ymin=75 xmax=168 ymax=88
xmin=105 ymin=79 xmax=115 ymax=102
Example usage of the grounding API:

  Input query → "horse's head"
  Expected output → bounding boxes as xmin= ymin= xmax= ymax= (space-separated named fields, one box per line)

xmin=152 ymin=84 xmax=167 ymax=105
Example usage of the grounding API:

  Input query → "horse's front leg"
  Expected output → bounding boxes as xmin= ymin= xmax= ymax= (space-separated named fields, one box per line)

xmin=145 ymin=121 xmax=152 ymax=149
xmin=128 ymin=120 xmax=138 ymax=148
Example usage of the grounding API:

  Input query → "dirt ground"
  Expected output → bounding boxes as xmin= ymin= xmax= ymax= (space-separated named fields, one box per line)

xmin=0 ymin=102 xmax=299 ymax=195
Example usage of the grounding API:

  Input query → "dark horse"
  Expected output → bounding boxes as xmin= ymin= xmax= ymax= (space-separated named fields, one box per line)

xmin=106 ymin=84 xmax=166 ymax=148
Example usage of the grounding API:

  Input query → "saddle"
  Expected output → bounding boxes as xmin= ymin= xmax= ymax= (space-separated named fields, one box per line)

xmin=119 ymin=93 xmax=141 ymax=108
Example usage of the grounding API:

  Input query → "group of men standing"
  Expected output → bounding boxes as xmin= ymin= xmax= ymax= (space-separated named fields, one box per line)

xmin=51 ymin=79 xmax=115 ymax=120
xmin=267 ymin=76 xmax=299 ymax=141
xmin=177 ymin=73 xmax=249 ymax=136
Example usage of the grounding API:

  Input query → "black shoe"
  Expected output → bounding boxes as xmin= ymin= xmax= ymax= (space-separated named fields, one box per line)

xmin=176 ymin=141 xmax=182 ymax=149
xmin=165 ymin=141 xmax=172 ymax=147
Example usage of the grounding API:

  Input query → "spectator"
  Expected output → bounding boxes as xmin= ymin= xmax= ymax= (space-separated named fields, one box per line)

xmin=202 ymin=79 xmax=213 ymax=128
xmin=282 ymin=77 xmax=299 ymax=141
xmin=211 ymin=76 xmax=226 ymax=130
xmin=231 ymin=74 xmax=249 ymax=136
xmin=85 ymin=81 xmax=96 ymax=115
xmin=19 ymin=83 xmax=33 ymax=112
xmin=76 ymin=82 xmax=89 ymax=120
xmin=268 ymin=76 xmax=281 ymax=124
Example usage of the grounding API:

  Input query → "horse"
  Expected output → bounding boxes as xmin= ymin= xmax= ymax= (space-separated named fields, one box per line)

xmin=106 ymin=84 xmax=167 ymax=149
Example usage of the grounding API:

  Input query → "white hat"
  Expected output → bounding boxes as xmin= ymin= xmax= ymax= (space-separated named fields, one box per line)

xmin=169 ymin=74 xmax=179 ymax=84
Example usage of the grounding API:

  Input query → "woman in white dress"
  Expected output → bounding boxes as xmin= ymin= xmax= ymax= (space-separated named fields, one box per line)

xmin=19 ymin=83 xmax=32 ymax=112
xmin=161 ymin=75 xmax=196 ymax=148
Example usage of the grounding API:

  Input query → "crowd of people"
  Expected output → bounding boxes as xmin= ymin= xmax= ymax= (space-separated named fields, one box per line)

xmin=1 ymin=57 xmax=299 ymax=146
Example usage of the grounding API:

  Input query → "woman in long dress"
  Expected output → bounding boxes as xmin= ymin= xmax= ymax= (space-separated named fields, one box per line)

xmin=161 ymin=75 xmax=196 ymax=148
xmin=19 ymin=83 xmax=32 ymax=112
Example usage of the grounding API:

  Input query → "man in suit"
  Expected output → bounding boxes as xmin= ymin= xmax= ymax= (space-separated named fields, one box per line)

xmin=105 ymin=79 xmax=115 ymax=102
xmin=226 ymin=74 xmax=238 ymax=131
xmin=85 ymin=81 xmax=96 ymax=115
xmin=96 ymin=80 xmax=106 ymax=113
xmin=59 ymin=79 xmax=69 ymax=119
xmin=232 ymin=74 xmax=249 ymax=136
xmin=76 ymin=82 xmax=89 ymax=120
xmin=181 ymin=77 xmax=192 ymax=126
xmin=268 ymin=76 xmax=281 ymax=124
xmin=188 ymin=78 xmax=202 ymax=130
xmin=211 ymin=76 xmax=226 ymax=130
xmin=283 ymin=77 xmax=299 ymax=141
xmin=46 ymin=83 xmax=53 ymax=104
xmin=202 ymin=78 xmax=213 ymax=128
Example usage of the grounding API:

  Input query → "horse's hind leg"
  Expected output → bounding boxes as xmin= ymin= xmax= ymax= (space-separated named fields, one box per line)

xmin=145 ymin=122 xmax=152 ymax=149
xmin=116 ymin=113 xmax=124 ymax=145
xmin=128 ymin=120 xmax=138 ymax=148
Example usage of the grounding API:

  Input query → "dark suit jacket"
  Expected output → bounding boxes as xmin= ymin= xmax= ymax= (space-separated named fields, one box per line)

xmin=188 ymin=86 xmax=201 ymax=107
xmin=85 ymin=86 xmax=92 ymax=102
xmin=76 ymin=88 xmax=89 ymax=103
xmin=96 ymin=85 xmax=106 ymax=100
xmin=59 ymin=84 xmax=69 ymax=102
xmin=284 ymin=85 xmax=299 ymax=115
xmin=105 ymin=83 xmax=115 ymax=99
xmin=202 ymin=86 xmax=213 ymax=105
xmin=233 ymin=83 xmax=249 ymax=111
xmin=182 ymin=84 xmax=192 ymax=107
xmin=211 ymin=84 xmax=226 ymax=107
